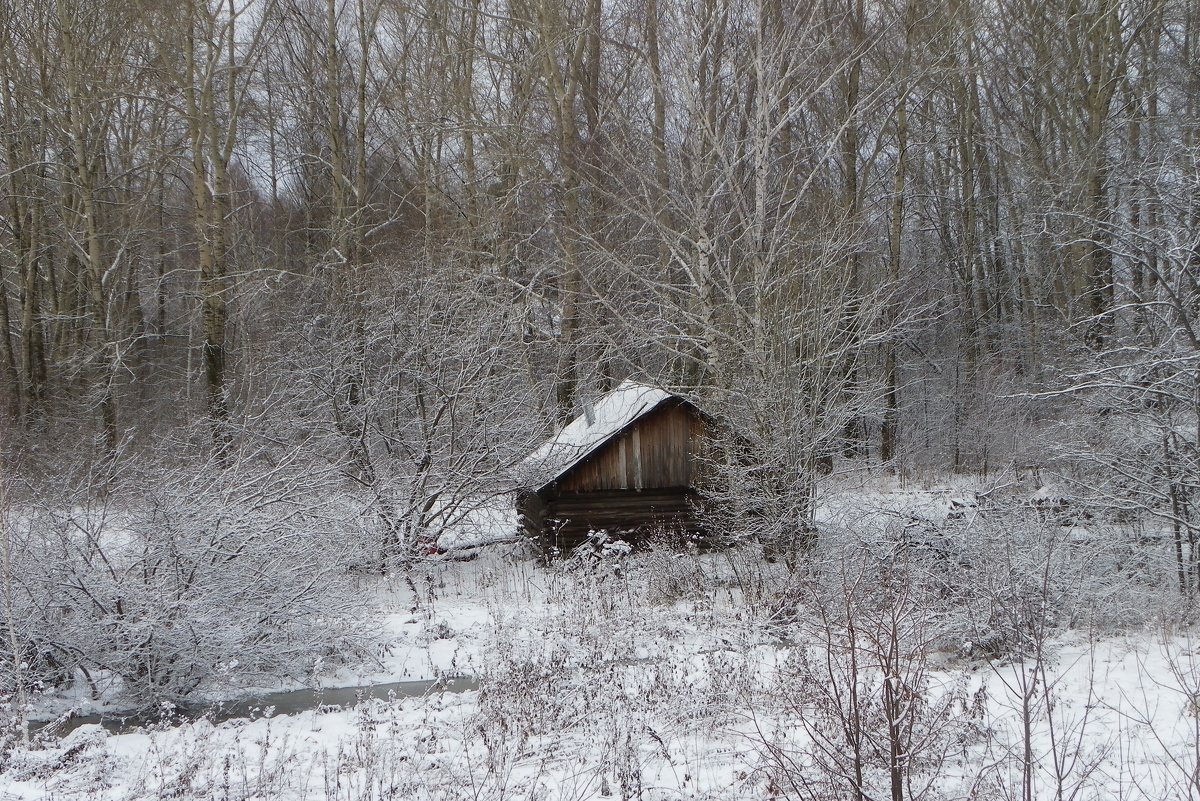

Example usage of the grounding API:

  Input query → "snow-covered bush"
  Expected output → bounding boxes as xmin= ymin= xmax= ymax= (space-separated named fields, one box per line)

xmin=936 ymin=508 xmax=1154 ymax=659
xmin=762 ymin=540 xmax=973 ymax=800
xmin=1 ymin=448 xmax=375 ymax=707
xmin=637 ymin=541 xmax=711 ymax=605
xmin=268 ymin=267 xmax=543 ymax=561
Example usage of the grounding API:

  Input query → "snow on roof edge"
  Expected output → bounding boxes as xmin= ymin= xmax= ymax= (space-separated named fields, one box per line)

xmin=519 ymin=381 xmax=677 ymax=490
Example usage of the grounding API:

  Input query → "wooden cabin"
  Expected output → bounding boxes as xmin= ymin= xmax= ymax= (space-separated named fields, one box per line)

xmin=517 ymin=381 xmax=712 ymax=554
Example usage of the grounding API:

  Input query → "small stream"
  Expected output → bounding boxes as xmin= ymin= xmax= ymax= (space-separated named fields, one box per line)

xmin=32 ymin=676 xmax=479 ymax=737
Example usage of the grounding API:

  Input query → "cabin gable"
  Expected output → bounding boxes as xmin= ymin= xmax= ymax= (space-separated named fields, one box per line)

xmin=556 ymin=400 xmax=704 ymax=493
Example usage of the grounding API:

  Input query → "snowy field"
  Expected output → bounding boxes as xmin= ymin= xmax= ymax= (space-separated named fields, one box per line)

xmin=4 ymin=481 xmax=1200 ymax=800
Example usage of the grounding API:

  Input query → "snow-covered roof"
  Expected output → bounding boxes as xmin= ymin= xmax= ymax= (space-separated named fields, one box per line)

xmin=520 ymin=381 xmax=677 ymax=490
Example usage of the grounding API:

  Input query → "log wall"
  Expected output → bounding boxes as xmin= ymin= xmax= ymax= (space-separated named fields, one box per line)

xmin=543 ymin=488 xmax=703 ymax=552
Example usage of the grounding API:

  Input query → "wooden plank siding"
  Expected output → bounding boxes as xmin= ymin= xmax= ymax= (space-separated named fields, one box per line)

xmin=558 ymin=401 xmax=701 ymax=492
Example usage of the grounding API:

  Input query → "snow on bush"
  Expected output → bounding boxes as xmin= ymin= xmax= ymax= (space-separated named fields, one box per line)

xmin=1 ymin=451 xmax=376 ymax=708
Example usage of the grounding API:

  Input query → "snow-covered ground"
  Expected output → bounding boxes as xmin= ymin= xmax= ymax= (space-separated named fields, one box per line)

xmin=5 ymin=480 xmax=1199 ymax=799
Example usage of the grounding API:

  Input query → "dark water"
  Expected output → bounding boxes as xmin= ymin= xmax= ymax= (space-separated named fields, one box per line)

xmin=32 ymin=676 xmax=478 ymax=737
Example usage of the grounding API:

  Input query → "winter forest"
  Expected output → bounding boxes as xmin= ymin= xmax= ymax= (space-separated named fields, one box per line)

xmin=3 ymin=0 xmax=1200 ymax=798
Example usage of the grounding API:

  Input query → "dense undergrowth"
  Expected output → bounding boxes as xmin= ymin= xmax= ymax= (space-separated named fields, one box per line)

xmin=4 ymin=477 xmax=1200 ymax=799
